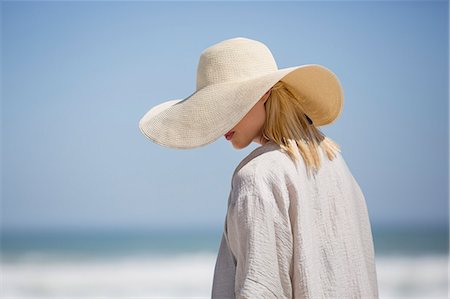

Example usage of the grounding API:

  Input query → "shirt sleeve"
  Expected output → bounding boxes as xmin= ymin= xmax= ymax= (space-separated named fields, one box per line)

xmin=226 ymin=172 xmax=293 ymax=298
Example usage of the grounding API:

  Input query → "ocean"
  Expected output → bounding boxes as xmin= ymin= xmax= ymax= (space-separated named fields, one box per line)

xmin=1 ymin=226 xmax=448 ymax=298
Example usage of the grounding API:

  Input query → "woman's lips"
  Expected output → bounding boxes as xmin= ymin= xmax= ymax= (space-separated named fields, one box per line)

xmin=224 ymin=131 xmax=235 ymax=140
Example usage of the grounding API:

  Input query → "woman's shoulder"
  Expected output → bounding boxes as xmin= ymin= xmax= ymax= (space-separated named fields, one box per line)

xmin=231 ymin=141 xmax=352 ymax=186
xmin=231 ymin=141 xmax=293 ymax=185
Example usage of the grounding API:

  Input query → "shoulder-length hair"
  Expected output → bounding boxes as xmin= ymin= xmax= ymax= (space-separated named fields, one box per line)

xmin=261 ymin=80 xmax=341 ymax=175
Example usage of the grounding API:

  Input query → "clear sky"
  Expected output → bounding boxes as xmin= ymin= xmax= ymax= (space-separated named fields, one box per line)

xmin=2 ymin=1 xmax=448 ymax=232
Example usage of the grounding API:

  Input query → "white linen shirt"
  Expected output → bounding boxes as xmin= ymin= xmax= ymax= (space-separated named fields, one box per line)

xmin=211 ymin=141 xmax=379 ymax=298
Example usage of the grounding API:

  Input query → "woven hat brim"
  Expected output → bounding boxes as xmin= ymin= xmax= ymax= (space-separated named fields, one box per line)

xmin=139 ymin=64 xmax=343 ymax=149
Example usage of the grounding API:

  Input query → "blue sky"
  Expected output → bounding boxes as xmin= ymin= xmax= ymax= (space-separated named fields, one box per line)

xmin=2 ymin=1 xmax=448 ymax=232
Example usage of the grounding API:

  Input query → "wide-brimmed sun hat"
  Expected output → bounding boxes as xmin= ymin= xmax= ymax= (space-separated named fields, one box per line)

xmin=139 ymin=37 xmax=344 ymax=149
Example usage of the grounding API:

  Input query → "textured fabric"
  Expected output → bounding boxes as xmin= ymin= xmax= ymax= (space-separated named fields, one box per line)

xmin=211 ymin=141 xmax=379 ymax=299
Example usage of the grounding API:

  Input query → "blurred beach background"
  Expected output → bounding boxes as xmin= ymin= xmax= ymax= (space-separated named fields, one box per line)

xmin=1 ymin=1 xmax=448 ymax=298
xmin=1 ymin=226 xmax=449 ymax=298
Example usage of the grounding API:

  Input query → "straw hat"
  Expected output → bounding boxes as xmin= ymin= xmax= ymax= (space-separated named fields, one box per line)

xmin=139 ymin=37 xmax=344 ymax=149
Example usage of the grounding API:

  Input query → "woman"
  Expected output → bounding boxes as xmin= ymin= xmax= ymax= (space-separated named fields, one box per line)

xmin=139 ymin=37 xmax=379 ymax=298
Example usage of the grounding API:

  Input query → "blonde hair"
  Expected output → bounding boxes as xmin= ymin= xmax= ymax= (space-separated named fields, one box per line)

xmin=261 ymin=80 xmax=341 ymax=176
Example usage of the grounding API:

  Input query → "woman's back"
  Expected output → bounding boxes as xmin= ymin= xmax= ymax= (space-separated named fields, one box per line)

xmin=212 ymin=141 xmax=379 ymax=298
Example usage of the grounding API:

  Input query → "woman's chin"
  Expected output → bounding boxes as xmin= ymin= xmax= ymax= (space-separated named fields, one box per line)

xmin=231 ymin=143 xmax=244 ymax=150
xmin=231 ymin=139 xmax=250 ymax=150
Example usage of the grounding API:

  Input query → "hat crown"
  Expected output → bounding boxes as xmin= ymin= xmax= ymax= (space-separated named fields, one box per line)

xmin=196 ymin=37 xmax=278 ymax=90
